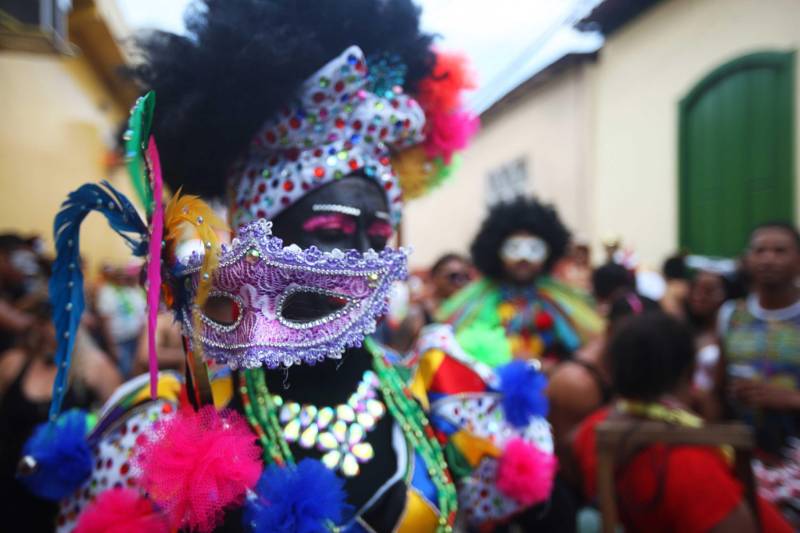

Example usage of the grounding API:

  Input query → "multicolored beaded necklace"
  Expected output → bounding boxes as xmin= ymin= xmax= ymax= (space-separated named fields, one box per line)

xmin=239 ymin=337 xmax=458 ymax=532
xmin=615 ymin=399 xmax=703 ymax=428
xmin=615 ymin=399 xmax=734 ymax=462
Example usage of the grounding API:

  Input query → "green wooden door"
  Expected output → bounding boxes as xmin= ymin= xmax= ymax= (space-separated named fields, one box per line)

xmin=679 ymin=51 xmax=795 ymax=257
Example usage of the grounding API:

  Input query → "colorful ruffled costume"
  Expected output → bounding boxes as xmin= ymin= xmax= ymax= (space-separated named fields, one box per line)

xmin=19 ymin=3 xmax=559 ymax=531
xmin=438 ymin=277 xmax=603 ymax=367
xmin=410 ymin=325 xmax=556 ymax=527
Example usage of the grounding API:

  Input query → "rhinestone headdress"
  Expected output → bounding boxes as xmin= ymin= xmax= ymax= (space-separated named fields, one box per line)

xmin=229 ymin=46 xmax=425 ymax=230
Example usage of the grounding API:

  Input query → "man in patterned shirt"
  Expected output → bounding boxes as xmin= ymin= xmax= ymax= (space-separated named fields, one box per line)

xmin=720 ymin=222 xmax=800 ymax=524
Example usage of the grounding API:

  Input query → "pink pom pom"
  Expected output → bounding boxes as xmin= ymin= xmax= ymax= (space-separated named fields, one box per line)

xmin=496 ymin=438 xmax=557 ymax=507
xmin=424 ymin=110 xmax=480 ymax=164
xmin=135 ymin=406 xmax=262 ymax=532
xmin=74 ymin=488 xmax=168 ymax=533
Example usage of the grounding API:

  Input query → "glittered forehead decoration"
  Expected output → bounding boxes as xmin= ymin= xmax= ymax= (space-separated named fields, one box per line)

xmin=177 ymin=218 xmax=408 ymax=369
xmin=230 ymin=45 xmax=425 ymax=231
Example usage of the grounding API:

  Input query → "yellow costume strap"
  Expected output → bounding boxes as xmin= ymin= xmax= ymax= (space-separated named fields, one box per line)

xmin=397 ymin=489 xmax=440 ymax=533
xmin=410 ymin=348 xmax=446 ymax=411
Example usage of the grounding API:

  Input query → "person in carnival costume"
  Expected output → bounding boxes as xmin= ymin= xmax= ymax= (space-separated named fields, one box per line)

xmin=437 ymin=197 xmax=603 ymax=372
xmin=17 ymin=1 xmax=559 ymax=532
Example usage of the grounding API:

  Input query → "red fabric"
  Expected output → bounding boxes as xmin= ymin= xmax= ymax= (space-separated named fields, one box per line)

xmin=429 ymin=355 xmax=486 ymax=395
xmin=573 ymin=408 xmax=792 ymax=533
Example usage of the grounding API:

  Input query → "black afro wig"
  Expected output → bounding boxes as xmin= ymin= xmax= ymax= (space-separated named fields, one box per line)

xmin=130 ymin=0 xmax=435 ymax=198
xmin=470 ymin=197 xmax=571 ymax=281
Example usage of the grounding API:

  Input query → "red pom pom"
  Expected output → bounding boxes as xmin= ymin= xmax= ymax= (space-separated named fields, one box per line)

xmin=74 ymin=488 xmax=168 ymax=533
xmin=496 ymin=438 xmax=557 ymax=506
xmin=534 ymin=311 xmax=554 ymax=331
xmin=135 ymin=406 xmax=262 ymax=533
xmin=417 ymin=51 xmax=476 ymax=114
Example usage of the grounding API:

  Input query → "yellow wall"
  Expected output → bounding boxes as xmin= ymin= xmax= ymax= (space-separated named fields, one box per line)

xmin=403 ymin=64 xmax=595 ymax=268
xmin=0 ymin=51 xmax=140 ymax=273
xmin=590 ymin=0 xmax=800 ymax=266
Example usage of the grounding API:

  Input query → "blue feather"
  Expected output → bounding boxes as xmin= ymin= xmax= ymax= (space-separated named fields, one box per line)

xmin=48 ymin=181 xmax=147 ymax=420
xmin=244 ymin=459 xmax=351 ymax=533
xmin=19 ymin=409 xmax=93 ymax=500
xmin=497 ymin=360 xmax=549 ymax=428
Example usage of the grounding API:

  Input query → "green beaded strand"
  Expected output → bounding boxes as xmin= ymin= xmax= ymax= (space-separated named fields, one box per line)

xmin=365 ymin=337 xmax=458 ymax=532
xmin=239 ymin=338 xmax=459 ymax=533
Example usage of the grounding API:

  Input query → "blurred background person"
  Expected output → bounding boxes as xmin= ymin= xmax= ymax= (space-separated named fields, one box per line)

xmin=720 ymin=222 xmax=800 ymax=524
xmin=0 ymin=296 xmax=120 ymax=532
xmin=548 ymin=288 xmax=658 ymax=491
xmin=132 ymin=309 xmax=186 ymax=376
xmin=554 ymin=241 xmax=593 ymax=293
xmin=661 ymin=253 xmax=691 ymax=320
xmin=81 ymin=266 xmax=118 ymax=360
xmin=381 ymin=254 xmax=474 ymax=354
xmin=601 ymin=235 xmax=621 ymax=265
xmin=428 ymin=252 xmax=474 ymax=313
xmin=591 ymin=262 xmax=637 ymax=316
xmin=685 ymin=268 xmax=730 ymax=421
xmin=573 ymin=311 xmax=791 ymax=533
xmin=96 ymin=263 xmax=146 ymax=378
xmin=0 ymin=234 xmax=38 ymax=354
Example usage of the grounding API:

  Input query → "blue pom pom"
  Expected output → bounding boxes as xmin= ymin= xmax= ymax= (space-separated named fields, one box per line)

xmin=19 ymin=409 xmax=93 ymax=500
xmin=244 ymin=459 xmax=350 ymax=533
xmin=497 ymin=360 xmax=549 ymax=427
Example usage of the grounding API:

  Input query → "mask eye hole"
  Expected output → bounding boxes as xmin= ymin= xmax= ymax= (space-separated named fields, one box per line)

xmin=201 ymin=294 xmax=241 ymax=327
xmin=279 ymin=290 xmax=351 ymax=326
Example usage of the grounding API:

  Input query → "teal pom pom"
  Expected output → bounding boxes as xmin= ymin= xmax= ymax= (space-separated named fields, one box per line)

xmin=18 ymin=409 xmax=93 ymax=500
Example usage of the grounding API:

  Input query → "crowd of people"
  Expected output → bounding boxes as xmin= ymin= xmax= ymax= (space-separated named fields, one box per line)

xmin=0 ymin=236 xmax=191 ymax=529
xmin=5 ymin=200 xmax=800 ymax=532
xmin=3 ymin=0 xmax=799 ymax=532
xmin=384 ymin=202 xmax=800 ymax=532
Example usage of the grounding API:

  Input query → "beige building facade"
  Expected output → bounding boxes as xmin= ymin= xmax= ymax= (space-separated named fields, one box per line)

xmin=2 ymin=0 xmax=798 ymax=272
xmin=0 ymin=0 xmax=138 ymax=273
xmin=591 ymin=0 xmax=800 ymax=266
xmin=404 ymin=54 xmax=597 ymax=268
xmin=404 ymin=0 xmax=800 ymax=270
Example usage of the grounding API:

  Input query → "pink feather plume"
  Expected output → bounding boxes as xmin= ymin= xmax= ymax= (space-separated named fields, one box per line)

xmin=145 ymin=137 xmax=164 ymax=400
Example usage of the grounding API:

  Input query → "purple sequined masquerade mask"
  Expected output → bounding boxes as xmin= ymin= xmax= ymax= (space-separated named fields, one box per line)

xmin=177 ymin=219 xmax=408 ymax=369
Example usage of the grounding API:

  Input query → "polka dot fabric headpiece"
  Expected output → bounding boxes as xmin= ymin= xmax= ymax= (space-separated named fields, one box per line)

xmin=230 ymin=46 xmax=425 ymax=230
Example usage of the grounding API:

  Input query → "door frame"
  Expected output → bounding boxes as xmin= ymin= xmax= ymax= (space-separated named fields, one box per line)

xmin=678 ymin=50 xmax=796 ymax=254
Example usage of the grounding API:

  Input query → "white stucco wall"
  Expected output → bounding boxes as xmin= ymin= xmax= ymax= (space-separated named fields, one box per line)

xmin=590 ymin=0 xmax=800 ymax=266
xmin=403 ymin=63 xmax=595 ymax=269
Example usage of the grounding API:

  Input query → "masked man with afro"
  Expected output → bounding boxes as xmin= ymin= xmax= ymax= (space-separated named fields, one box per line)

xmin=437 ymin=198 xmax=602 ymax=372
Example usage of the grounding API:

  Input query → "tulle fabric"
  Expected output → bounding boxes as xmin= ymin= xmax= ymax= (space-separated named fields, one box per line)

xmin=496 ymin=437 xmax=557 ymax=506
xmin=74 ymin=488 xmax=168 ymax=533
xmin=135 ymin=406 xmax=262 ymax=532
